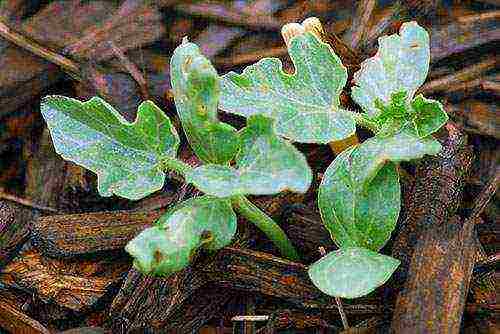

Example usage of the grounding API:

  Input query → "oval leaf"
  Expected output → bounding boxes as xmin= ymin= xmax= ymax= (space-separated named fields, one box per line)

xmin=319 ymin=148 xmax=401 ymax=251
xmin=352 ymin=21 xmax=430 ymax=117
xmin=171 ymin=39 xmax=239 ymax=164
xmin=41 ymin=96 xmax=179 ymax=200
xmin=186 ymin=115 xmax=312 ymax=197
xmin=308 ymin=247 xmax=400 ymax=298
xmin=125 ymin=196 xmax=237 ymax=276
xmin=220 ymin=32 xmax=355 ymax=143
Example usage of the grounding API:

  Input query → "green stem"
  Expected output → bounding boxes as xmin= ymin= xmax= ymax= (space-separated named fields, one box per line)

xmin=162 ymin=157 xmax=193 ymax=176
xmin=231 ymin=195 xmax=300 ymax=261
xmin=352 ymin=113 xmax=379 ymax=133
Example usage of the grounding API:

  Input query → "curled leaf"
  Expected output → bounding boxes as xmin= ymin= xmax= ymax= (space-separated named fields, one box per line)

xmin=308 ymin=247 xmax=400 ymax=298
xmin=186 ymin=115 xmax=312 ymax=197
xmin=411 ymin=94 xmax=448 ymax=137
xmin=352 ymin=21 xmax=430 ymax=117
xmin=171 ymin=39 xmax=239 ymax=164
xmin=40 ymin=96 xmax=179 ymax=200
xmin=220 ymin=31 xmax=355 ymax=143
xmin=350 ymin=127 xmax=442 ymax=186
xmin=125 ymin=196 xmax=237 ymax=276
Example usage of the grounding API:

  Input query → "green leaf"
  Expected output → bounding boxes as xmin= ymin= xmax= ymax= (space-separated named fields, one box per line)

xmin=125 ymin=196 xmax=237 ymax=276
xmin=186 ymin=115 xmax=312 ymax=197
xmin=219 ymin=32 xmax=355 ymax=143
xmin=40 ymin=96 xmax=179 ymax=200
xmin=171 ymin=38 xmax=239 ymax=164
xmin=308 ymin=247 xmax=400 ymax=298
xmin=352 ymin=21 xmax=430 ymax=118
xmin=318 ymin=148 xmax=401 ymax=251
xmin=349 ymin=128 xmax=442 ymax=186
xmin=410 ymin=94 xmax=448 ymax=138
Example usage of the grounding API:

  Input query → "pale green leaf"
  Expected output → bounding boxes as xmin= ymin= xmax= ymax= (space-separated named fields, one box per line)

xmin=308 ymin=247 xmax=400 ymax=298
xmin=40 ymin=96 xmax=179 ymax=200
xmin=349 ymin=127 xmax=442 ymax=186
xmin=186 ymin=115 xmax=312 ymax=197
xmin=171 ymin=39 xmax=239 ymax=164
xmin=352 ymin=21 xmax=430 ymax=117
xmin=219 ymin=32 xmax=355 ymax=143
xmin=411 ymin=94 xmax=448 ymax=138
xmin=318 ymin=148 xmax=401 ymax=251
xmin=125 ymin=196 xmax=237 ymax=276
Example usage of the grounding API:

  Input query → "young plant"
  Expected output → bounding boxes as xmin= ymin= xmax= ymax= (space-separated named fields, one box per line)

xmin=40 ymin=39 xmax=313 ymax=276
xmin=218 ymin=19 xmax=447 ymax=298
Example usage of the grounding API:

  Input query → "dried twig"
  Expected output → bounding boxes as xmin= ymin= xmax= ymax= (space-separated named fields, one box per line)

xmin=174 ymin=2 xmax=281 ymax=31
xmin=0 ymin=20 xmax=80 ymax=79
xmin=347 ymin=0 xmax=377 ymax=50
xmin=419 ymin=58 xmax=498 ymax=95
xmin=108 ymin=41 xmax=150 ymax=100
xmin=0 ymin=188 xmax=59 ymax=213
xmin=469 ymin=167 xmax=500 ymax=221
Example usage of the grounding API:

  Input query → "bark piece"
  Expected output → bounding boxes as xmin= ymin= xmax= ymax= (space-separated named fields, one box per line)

xmin=447 ymin=101 xmax=499 ymax=139
xmin=164 ymin=285 xmax=235 ymax=333
xmin=391 ymin=216 xmax=478 ymax=333
xmin=391 ymin=124 xmax=474 ymax=282
xmin=0 ymin=1 xmax=114 ymax=117
xmin=0 ymin=289 xmax=50 ymax=334
xmin=203 ymin=247 xmax=380 ymax=314
xmin=0 ymin=200 xmax=35 ymax=268
xmin=109 ymin=266 xmax=207 ymax=332
xmin=430 ymin=12 xmax=500 ymax=62
xmin=0 ymin=249 xmax=128 ymax=311
xmin=32 ymin=210 xmax=162 ymax=258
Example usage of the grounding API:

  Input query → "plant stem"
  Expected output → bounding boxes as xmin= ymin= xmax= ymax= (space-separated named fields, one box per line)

xmin=161 ymin=157 xmax=193 ymax=176
xmin=352 ymin=113 xmax=379 ymax=133
xmin=231 ymin=195 xmax=300 ymax=261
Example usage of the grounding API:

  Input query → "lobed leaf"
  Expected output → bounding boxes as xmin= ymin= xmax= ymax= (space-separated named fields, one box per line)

xmin=308 ymin=247 xmax=400 ymax=298
xmin=40 ymin=96 xmax=179 ymax=200
xmin=318 ymin=148 xmax=401 ymax=251
xmin=186 ymin=115 xmax=312 ymax=197
xmin=171 ymin=38 xmax=239 ymax=164
xmin=352 ymin=21 xmax=430 ymax=117
xmin=219 ymin=32 xmax=355 ymax=143
xmin=125 ymin=196 xmax=237 ymax=276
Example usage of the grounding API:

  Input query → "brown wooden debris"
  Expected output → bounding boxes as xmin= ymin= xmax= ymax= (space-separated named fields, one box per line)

xmin=0 ymin=1 xmax=114 ymax=118
xmin=203 ymin=247 xmax=380 ymax=313
xmin=194 ymin=0 xmax=279 ymax=58
xmin=24 ymin=128 xmax=87 ymax=212
xmin=109 ymin=266 xmax=207 ymax=332
xmin=59 ymin=328 xmax=105 ymax=334
xmin=0 ymin=289 xmax=51 ymax=334
xmin=281 ymin=206 xmax=336 ymax=263
xmin=391 ymin=215 xmax=478 ymax=333
xmin=164 ymin=285 xmax=236 ymax=333
xmin=430 ymin=11 xmax=500 ymax=63
xmin=0 ymin=200 xmax=35 ymax=268
xmin=174 ymin=2 xmax=282 ymax=31
xmin=391 ymin=123 xmax=474 ymax=282
xmin=0 ymin=248 xmax=128 ymax=312
xmin=419 ymin=58 xmax=498 ymax=95
xmin=347 ymin=0 xmax=377 ymax=50
xmin=447 ymin=100 xmax=499 ymax=139
xmin=60 ymin=0 xmax=164 ymax=62
xmin=32 ymin=209 xmax=162 ymax=258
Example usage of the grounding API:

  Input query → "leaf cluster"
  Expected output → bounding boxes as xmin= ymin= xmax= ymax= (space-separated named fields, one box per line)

xmin=40 ymin=20 xmax=448 ymax=299
xmin=40 ymin=38 xmax=312 ymax=276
